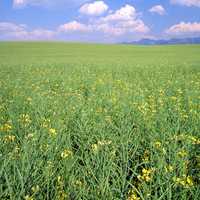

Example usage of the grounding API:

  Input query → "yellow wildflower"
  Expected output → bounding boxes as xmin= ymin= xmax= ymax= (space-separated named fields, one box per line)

xmin=57 ymin=191 xmax=68 ymax=200
xmin=137 ymin=168 xmax=154 ymax=182
xmin=105 ymin=116 xmax=112 ymax=123
xmin=186 ymin=176 xmax=194 ymax=187
xmin=27 ymin=97 xmax=32 ymax=101
xmin=49 ymin=128 xmax=57 ymax=136
xmin=97 ymin=140 xmax=112 ymax=146
xmin=73 ymin=180 xmax=83 ymax=187
xmin=91 ymin=144 xmax=98 ymax=152
xmin=171 ymin=96 xmax=177 ymax=101
xmin=31 ymin=185 xmax=40 ymax=193
xmin=1 ymin=123 xmax=12 ymax=132
xmin=128 ymin=193 xmax=140 ymax=200
xmin=56 ymin=176 xmax=68 ymax=200
xmin=165 ymin=165 xmax=174 ymax=173
xmin=40 ymin=144 xmax=49 ymax=152
xmin=25 ymin=133 xmax=34 ymax=140
xmin=127 ymin=189 xmax=140 ymax=200
xmin=20 ymin=114 xmax=31 ymax=125
xmin=57 ymin=176 xmax=64 ymax=186
xmin=91 ymin=140 xmax=112 ymax=152
xmin=61 ymin=149 xmax=73 ymax=159
xmin=3 ymin=135 xmax=15 ymax=143
xmin=177 ymin=149 xmax=188 ymax=157
xmin=189 ymin=136 xmax=200 ymax=145
xmin=154 ymin=141 xmax=161 ymax=149
xmin=142 ymin=150 xmax=150 ymax=162
xmin=41 ymin=119 xmax=50 ymax=128
xmin=173 ymin=175 xmax=194 ymax=188
xmin=24 ymin=195 xmax=34 ymax=200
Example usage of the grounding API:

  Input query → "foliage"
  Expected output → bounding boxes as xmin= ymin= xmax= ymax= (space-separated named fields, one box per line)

xmin=0 ymin=42 xmax=200 ymax=200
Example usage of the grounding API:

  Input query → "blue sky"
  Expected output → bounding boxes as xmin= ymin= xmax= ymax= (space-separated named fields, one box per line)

xmin=0 ymin=0 xmax=200 ymax=42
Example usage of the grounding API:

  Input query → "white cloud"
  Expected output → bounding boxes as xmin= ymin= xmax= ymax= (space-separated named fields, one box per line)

xmin=171 ymin=0 xmax=200 ymax=7
xmin=13 ymin=0 xmax=45 ymax=8
xmin=101 ymin=4 xmax=137 ymax=22
xmin=149 ymin=5 xmax=166 ymax=15
xmin=13 ymin=0 xmax=90 ymax=8
xmin=13 ymin=0 xmax=26 ymax=8
xmin=58 ymin=21 xmax=91 ymax=32
xmin=79 ymin=1 xmax=108 ymax=16
xmin=97 ymin=4 xmax=149 ymax=36
xmin=0 ymin=22 xmax=56 ymax=40
xmin=165 ymin=22 xmax=200 ymax=36
xmin=0 ymin=22 xmax=26 ymax=32
xmin=4 ymin=4 xmax=150 ymax=42
xmin=59 ymin=4 xmax=149 ymax=37
xmin=27 ymin=29 xmax=56 ymax=39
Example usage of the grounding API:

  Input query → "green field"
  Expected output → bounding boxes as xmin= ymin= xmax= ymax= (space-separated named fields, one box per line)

xmin=0 ymin=42 xmax=200 ymax=200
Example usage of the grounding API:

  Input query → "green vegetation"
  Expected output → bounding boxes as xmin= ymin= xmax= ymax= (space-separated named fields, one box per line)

xmin=0 ymin=42 xmax=200 ymax=200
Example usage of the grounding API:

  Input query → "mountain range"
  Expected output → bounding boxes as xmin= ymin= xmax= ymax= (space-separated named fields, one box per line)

xmin=125 ymin=37 xmax=200 ymax=45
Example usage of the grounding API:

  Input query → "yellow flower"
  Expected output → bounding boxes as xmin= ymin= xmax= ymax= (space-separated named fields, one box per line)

xmin=57 ymin=176 xmax=64 ymax=185
xmin=41 ymin=119 xmax=50 ymax=128
xmin=142 ymin=168 xmax=152 ymax=175
xmin=1 ymin=123 xmax=12 ymax=132
xmin=142 ymin=150 xmax=150 ymax=162
xmin=128 ymin=193 xmax=140 ymax=200
xmin=177 ymin=149 xmax=188 ymax=157
xmin=57 ymin=191 xmax=68 ymax=200
xmin=56 ymin=176 xmax=68 ymax=200
xmin=173 ymin=176 xmax=194 ymax=188
xmin=137 ymin=168 xmax=154 ymax=182
xmin=105 ymin=116 xmax=112 ymax=123
xmin=127 ymin=190 xmax=140 ymax=200
xmin=49 ymin=128 xmax=57 ymax=136
xmin=165 ymin=165 xmax=174 ymax=173
xmin=61 ymin=149 xmax=73 ymax=159
xmin=189 ymin=136 xmax=200 ymax=145
xmin=3 ymin=135 xmax=15 ymax=143
xmin=27 ymin=97 xmax=32 ymax=101
xmin=91 ymin=140 xmax=112 ymax=152
xmin=154 ymin=141 xmax=161 ymax=149
xmin=40 ymin=144 xmax=49 ymax=152
xmin=26 ymin=97 xmax=32 ymax=103
xmin=171 ymin=96 xmax=177 ymax=101
xmin=186 ymin=176 xmax=194 ymax=187
xmin=73 ymin=180 xmax=83 ymax=187
xmin=25 ymin=133 xmax=34 ymax=140
xmin=91 ymin=144 xmax=98 ymax=152
xmin=96 ymin=107 xmax=103 ymax=113
xmin=24 ymin=195 xmax=34 ymax=200
xmin=97 ymin=140 xmax=112 ymax=146
xmin=31 ymin=185 xmax=40 ymax=193
xmin=20 ymin=114 xmax=31 ymax=125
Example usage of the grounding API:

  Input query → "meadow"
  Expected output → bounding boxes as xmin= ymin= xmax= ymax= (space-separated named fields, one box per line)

xmin=0 ymin=42 xmax=200 ymax=200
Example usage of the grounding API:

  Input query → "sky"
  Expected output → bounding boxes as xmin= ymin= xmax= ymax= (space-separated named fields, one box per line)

xmin=0 ymin=0 xmax=200 ymax=42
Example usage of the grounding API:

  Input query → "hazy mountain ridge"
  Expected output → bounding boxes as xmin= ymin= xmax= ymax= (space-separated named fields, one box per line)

xmin=125 ymin=37 xmax=200 ymax=45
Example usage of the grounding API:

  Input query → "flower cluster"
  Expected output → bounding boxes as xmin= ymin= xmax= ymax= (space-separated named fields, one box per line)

xmin=137 ymin=168 xmax=154 ymax=182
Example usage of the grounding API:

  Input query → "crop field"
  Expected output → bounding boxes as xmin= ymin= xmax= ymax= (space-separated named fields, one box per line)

xmin=0 ymin=42 xmax=200 ymax=200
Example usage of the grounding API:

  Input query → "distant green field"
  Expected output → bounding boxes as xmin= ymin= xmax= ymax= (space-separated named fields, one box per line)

xmin=0 ymin=42 xmax=200 ymax=200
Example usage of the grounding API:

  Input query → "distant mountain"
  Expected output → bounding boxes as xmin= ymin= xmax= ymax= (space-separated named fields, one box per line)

xmin=125 ymin=37 xmax=200 ymax=45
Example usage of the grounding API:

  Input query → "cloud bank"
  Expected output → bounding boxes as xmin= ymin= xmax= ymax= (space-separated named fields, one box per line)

xmin=5 ymin=1 xmax=200 ymax=42
xmin=1 ymin=3 xmax=150 ymax=42
xmin=0 ymin=22 xmax=56 ymax=40
xmin=13 ymin=0 xmax=90 ymax=8
xmin=166 ymin=22 xmax=200 ymax=36
xmin=171 ymin=0 xmax=200 ymax=7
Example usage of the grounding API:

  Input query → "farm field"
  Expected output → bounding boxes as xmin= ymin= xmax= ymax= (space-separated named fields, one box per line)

xmin=0 ymin=42 xmax=200 ymax=200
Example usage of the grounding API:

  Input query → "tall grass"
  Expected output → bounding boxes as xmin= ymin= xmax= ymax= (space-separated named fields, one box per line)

xmin=0 ymin=43 xmax=200 ymax=200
